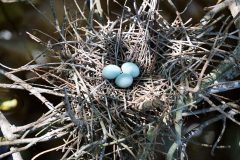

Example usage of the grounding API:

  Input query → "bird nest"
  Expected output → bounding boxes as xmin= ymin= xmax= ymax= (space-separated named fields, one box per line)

xmin=1 ymin=0 xmax=239 ymax=159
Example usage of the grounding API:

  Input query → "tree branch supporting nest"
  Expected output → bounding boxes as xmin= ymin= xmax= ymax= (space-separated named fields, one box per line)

xmin=166 ymin=0 xmax=240 ymax=159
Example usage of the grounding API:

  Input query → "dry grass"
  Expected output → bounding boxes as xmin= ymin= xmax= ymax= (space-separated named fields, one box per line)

xmin=0 ymin=0 xmax=240 ymax=159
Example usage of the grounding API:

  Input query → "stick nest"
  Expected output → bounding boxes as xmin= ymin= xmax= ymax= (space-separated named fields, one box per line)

xmin=16 ymin=1 xmax=239 ymax=159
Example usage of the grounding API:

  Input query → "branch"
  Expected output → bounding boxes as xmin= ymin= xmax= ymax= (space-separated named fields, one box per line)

xmin=63 ymin=87 xmax=86 ymax=130
xmin=0 ymin=0 xmax=26 ymax=2
xmin=199 ymin=0 xmax=240 ymax=91
xmin=0 ymin=68 xmax=55 ymax=110
xmin=166 ymin=87 xmax=184 ymax=160
xmin=200 ymin=0 xmax=233 ymax=25
xmin=0 ymin=83 xmax=65 ymax=97
xmin=0 ymin=112 xmax=22 ymax=160
xmin=228 ymin=0 xmax=240 ymax=40
xmin=0 ymin=122 xmax=72 ymax=159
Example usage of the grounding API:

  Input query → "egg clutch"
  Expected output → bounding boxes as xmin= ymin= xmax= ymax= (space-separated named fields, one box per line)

xmin=102 ymin=62 xmax=140 ymax=88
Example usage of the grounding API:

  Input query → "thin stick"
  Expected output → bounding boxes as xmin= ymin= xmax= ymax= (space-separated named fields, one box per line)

xmin=0 ymin=68 xmax=55 ymax=110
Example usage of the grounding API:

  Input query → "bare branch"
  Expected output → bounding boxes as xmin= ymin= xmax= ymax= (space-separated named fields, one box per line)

xmin=0 ymin=68 xmax=55 ymax=110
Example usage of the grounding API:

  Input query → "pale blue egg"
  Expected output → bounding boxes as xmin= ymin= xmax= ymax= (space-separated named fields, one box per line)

xmin=121 ymin=62 xmax=140 ymax=78
xmin=102 ymin=64 xmax=121 ymax=80
xmin=115 ymin=73 xmax=133 ymax=88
